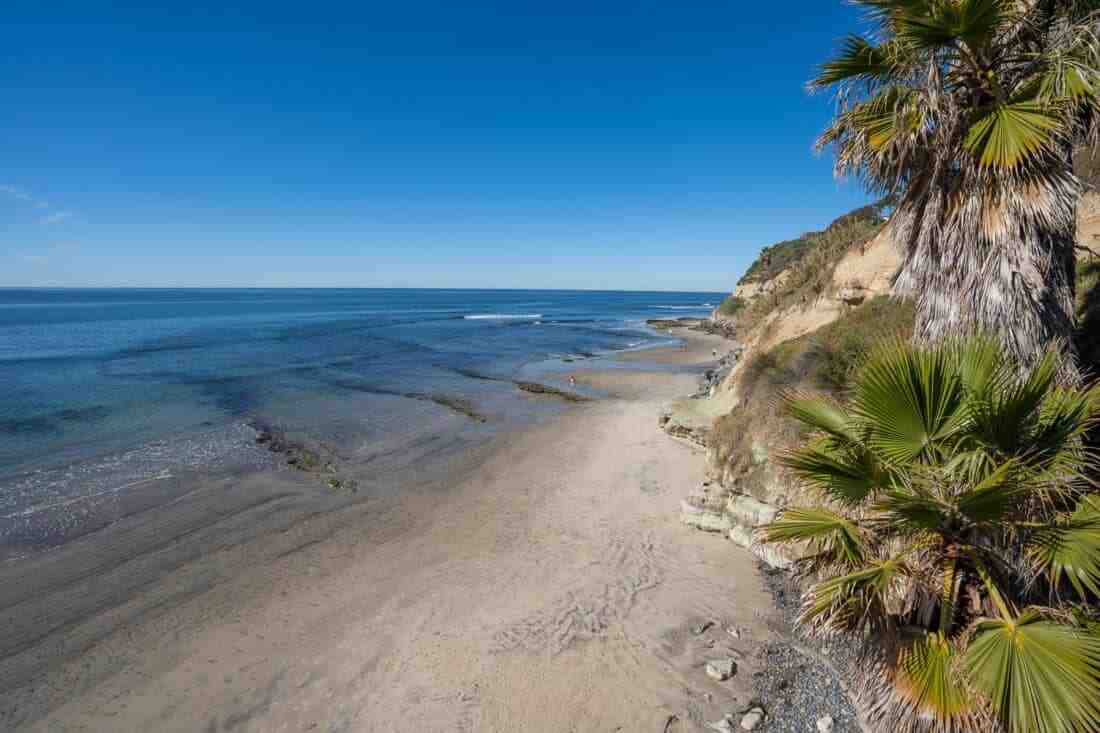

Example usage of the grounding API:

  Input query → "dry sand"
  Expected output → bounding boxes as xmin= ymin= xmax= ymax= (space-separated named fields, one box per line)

xmin=1 ymin=332 xmax=772 ymax=733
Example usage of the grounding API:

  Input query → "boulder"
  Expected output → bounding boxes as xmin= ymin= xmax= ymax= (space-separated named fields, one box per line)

xmin=740 ymin=707 xmax=766 ymax=731
xmin=817 ymin=715 xmax=835 ymax=733
xmin=705 ymin=658 xmax=737 ymax=681
xmin=706 ymin=715 xmax=737 ymax=733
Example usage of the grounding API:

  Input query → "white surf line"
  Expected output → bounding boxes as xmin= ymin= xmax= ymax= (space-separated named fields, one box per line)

xmin=0 ymin=470 xmax=174 ymax=520
xmin=463 ymin=313 xmax=543 ymax=320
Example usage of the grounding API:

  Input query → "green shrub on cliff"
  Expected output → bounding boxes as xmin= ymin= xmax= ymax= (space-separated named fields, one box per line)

xmin=712 ymin=296 xmax=913 ymax=502
xmin=736 ymin=206 xmax=885 ymax=328
xmin=738 ymin=204 xmax=883 ymax=287
xmin=760 ymin=337 xmax=1100 ymax=733
xmin=717 ymin=295 xmax=746 ymax=317
xmin=812 ymin=296 xmax=915 ymax=391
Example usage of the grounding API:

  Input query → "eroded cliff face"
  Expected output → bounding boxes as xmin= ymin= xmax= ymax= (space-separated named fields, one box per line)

xmin=682 ymin=194 xmax=1100 ymax=567
xmin=674 ymin=212 xmax=898 ymax=565
xmin=722 ymin=225 xmax=897 ymax=364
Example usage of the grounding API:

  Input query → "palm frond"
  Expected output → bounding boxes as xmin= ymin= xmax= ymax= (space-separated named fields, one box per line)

xmin=783 ymin=392 xmax=857 ymax=441
xmin=800 ymin=557 xmax=910 ymax=635
xmin=965 ymin=611 xmax=1100 ymax=733
xmin=964 ymin=101 xmax=1062 ymax=169
xmin=890 ymin=0 xmax=1004 ymax=51
xmin=981 ymin=350 xmax=1058 ymax=454
xmin=812 ymin=35 xmax=897 ymax=88
xmin=852 ymin=340 xmax=966 ymax=464
xmin=1025 ymin=382 xmax=1100 ymax=476
xmin=845 ymin=86 xmax=922 ymax=152
xmin=1028 ymin=496 xmax=1100 ymax=602
xmin=1039 ymin=55 xmax=1098 ymax=102
xmin=955 ymin=458 xmax=1027 ymax=524
xmin=953 ymin=333 xmax=1010 ymax=399
xmin=873 ymin=487 xmax=950 ymax=532
xmin=778 ymin=442 xmax=882 ymax=505
xmin=758 ymin=506 xmax=866 ymax=570
xmin=872 ymin=633 xmax=976 ymax=730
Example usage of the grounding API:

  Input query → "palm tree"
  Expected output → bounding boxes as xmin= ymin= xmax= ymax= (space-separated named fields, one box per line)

xmin=759 ymin=337 xmax=1100 ymax=732
xmin=813 ymin=0 xmax=1100 ymax=369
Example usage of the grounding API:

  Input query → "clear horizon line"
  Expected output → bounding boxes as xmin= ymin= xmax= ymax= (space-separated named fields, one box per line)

xmin=0 ymin=285 xmax=731 ymax=294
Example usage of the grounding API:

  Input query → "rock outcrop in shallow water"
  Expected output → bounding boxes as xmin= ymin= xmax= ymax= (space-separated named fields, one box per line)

xmin=251 ymin=420 xmax=360 ymax=492
xmin=514 ymin=381 xmax=591 ymax=402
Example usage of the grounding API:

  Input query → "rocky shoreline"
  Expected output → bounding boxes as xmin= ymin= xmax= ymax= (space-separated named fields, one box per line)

xmin=752 ymin=565 xmax=863 ymax=733
xmin=660 ymin=322 xmax=864 ymax=733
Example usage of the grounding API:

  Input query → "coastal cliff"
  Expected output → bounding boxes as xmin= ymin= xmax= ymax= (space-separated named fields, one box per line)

xmin=674 ymin=193 xmax=1100 ymax=567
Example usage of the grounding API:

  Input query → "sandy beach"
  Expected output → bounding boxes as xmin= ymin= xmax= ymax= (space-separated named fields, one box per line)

xmin=0 ymin=330 xmax=777 ymax=733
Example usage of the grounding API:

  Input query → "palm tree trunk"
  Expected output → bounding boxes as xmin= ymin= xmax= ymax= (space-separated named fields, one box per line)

xmin=907 ymin=226 xmax=1076 ymax=368
xmin=892 ymin=180 xmax=1079 ymax=372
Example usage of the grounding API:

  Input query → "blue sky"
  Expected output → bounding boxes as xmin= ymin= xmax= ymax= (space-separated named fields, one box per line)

xmin=2 ymin=1 xmax=870 ymax=291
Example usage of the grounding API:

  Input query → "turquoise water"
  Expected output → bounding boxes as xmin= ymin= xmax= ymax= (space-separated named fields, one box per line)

xmin=0 ymin=288 xmax=719 ymax=553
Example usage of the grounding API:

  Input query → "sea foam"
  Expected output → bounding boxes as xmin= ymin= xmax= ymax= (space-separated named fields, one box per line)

xmin=463 ymin=314 xmax=543 ymax=320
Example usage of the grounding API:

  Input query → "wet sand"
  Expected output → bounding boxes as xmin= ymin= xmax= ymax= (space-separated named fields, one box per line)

xmin=0 ymin=330 xmax=771 ymax=732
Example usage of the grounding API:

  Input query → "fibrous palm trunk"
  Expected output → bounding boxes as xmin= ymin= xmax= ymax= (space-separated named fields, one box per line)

xmin=891 ymin=168 xmax=1079 ymax=371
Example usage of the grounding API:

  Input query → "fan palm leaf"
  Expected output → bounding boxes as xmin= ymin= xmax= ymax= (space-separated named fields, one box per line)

xmin=965 ymin=611 xmax=1100 ymax=733
xmin=964 ymin=102 xmax=1063 ymax=169
xmin=779 ymin=441 xmax=883 ymax=505
xmin=814 ymin=35 xmax=899 ymax=87
xmin=850 ymin=341 xmax=967 ymax=464
xmin=801 ymin=557 xmax=911 ymax=633
xmin=1028 ymin=496 xmax=1100 ymax=601
xmin=758 ymin=506 xmax=866 ymax=570
xmin=891 ymin=0 xmax=1004 ymax=51
xmin=759 ymin=337 xmax=1100 ymax=731
xmin=861 ymin=632 xmax=978 ymax=732
xmin=783 ymin=393 xmax=856 ymax=440
xmin=966 ymin=349 xmax=1059 ymax=458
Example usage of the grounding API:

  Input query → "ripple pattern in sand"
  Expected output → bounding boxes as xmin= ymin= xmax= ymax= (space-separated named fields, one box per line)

xmin=493 ymin=531 xmax=662 ymax=656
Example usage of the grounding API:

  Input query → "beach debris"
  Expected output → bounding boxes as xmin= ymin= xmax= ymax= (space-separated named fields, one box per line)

xmin=816 ymin=715 xmax=835 ymax=733
xmin=693 ymin=620 xmax=715 ymax=635
xmin=739 ymin=707 xmax=766 ymax=731
xmin=662 ymin=714 xmax=679 ymax=733
xmin=726 ymin=626 xmax=743 ymax=639
xmin=705 ymin=658 xmax=737 ymax=681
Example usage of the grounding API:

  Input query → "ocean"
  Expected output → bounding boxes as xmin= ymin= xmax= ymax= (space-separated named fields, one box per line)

xmin=0 ymin=288 xmax=721 ymax=559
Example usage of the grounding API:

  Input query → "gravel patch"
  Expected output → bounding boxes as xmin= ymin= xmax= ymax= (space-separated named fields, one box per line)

xmin=751 ymin=563 xmax=863 ymax=733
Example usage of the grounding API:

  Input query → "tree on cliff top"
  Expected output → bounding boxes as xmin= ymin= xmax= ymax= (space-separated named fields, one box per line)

xmin=813 ymin=0 xmax=1100 ymax=370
